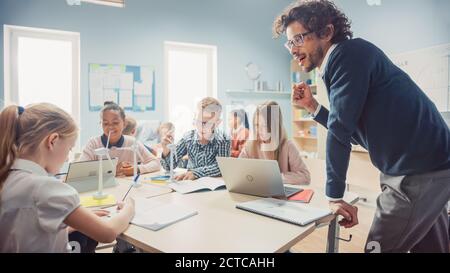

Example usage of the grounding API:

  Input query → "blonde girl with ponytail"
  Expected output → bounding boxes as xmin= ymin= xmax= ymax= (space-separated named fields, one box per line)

xmin=0 ymin=103 xmax=134 ymax=253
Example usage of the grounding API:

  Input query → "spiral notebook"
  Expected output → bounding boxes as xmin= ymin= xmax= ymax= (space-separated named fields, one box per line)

xmin=168 ymin=177 xmax=226 ymax=194
xmin=236 ymin=198 xmax=331 ymax=226
xmin=107 ymin=197 xmax=198 ymax=231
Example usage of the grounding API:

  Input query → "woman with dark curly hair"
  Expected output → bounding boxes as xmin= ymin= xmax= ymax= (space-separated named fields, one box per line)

xmin=275 ymin=0 xmax=450 ymax=253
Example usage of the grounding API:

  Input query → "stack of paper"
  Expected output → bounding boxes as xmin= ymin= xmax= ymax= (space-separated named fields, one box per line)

xmin=168 ymin=177 xmax=226 ymax=194
xmin=129 ymin=198 xmax=198 ymax=231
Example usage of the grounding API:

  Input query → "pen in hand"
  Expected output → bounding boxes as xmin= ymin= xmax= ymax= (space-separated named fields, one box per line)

xmin=100 ymin=174 xmax=140 ymax=213
xmin=122 ymin=173 xmax=140 ymax=202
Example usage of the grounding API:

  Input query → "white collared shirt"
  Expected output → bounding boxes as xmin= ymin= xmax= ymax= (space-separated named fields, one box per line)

xmin=312 ymin=44 xmax=338 ymax=119
xmin=318 ymin=44 xmax=337 ymax=78
xmin=0 ymin=159 xmax=80 ymax=253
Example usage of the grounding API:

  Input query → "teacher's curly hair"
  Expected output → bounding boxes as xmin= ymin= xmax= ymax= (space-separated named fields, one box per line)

xmin=273 ymin=0 xmax=353 ymax=44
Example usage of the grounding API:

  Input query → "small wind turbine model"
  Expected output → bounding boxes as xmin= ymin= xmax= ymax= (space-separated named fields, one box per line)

xmin=116 ymin=137 xmax=144 ymax=187
xmin=167 ymin=143 xmax=177 ymax=183
xmin=92 ymin=131 xmax=115 ymax=200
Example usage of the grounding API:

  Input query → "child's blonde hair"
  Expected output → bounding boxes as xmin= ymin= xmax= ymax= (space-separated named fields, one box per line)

xmin=0 ymin=103 xmax=78 ymax=188
xmin=159 ymin=122 xmax=175 ymax=132
xmin=196 ymin=97 xmax=222 ymax=122
xmin=197 ymin=97 xmax=222 ymax=116
xmin=123 ymin=116 xmax=137 ymax=136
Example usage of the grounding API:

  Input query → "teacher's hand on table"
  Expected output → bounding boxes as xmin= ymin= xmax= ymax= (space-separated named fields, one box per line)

xmin=329 ymin=200 xmax=359 ymax=228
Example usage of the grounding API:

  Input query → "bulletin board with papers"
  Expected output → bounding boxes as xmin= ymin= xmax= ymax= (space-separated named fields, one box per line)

xmin=88 ymin=63 xmax=156 ymax=111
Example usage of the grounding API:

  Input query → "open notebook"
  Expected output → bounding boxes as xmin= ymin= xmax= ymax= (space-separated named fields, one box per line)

xmin=168 ymin=177 xmax=226 ymax=194
xmin=108 ymin=197 xmax=198 ymax=231
xmin=236 ymin=198 xmax=331 ymax=226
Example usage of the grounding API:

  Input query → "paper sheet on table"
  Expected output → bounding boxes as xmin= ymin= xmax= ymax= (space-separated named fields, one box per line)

xmin=110 ymin=179 xmax=173 ymax=199
xmin=131 ymin=198 xmax=198 ymax=231
xmin=168 ymin=177 xmax=226 ymax=194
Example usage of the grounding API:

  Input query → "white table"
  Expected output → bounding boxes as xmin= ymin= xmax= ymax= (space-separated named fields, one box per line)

xmin=81 ymin=166 xmax=359 ymax=253
xmin=116 ymin=187 xmax=358 ymax=253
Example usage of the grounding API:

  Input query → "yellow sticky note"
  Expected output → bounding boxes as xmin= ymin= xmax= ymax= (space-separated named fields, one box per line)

xmin=80 ymin=195 xmax=116 ymax=208
xmin=141 ymin=178 xmax=168 ymax=185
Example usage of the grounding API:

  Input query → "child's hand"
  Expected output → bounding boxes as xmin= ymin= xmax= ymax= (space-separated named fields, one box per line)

xmin=175 ymin=171 xmax=196 ymax=181
xmin=116 ymin=162 xmax=133 ymax=177
xmin=117 ymin=198 xmax=135 ymax=211
xmin=116 ymin=163 xmax=125 ymax=177
xmin=161 ymin=133 xmax=174 ymax=157
xmin=161 ymin=133 xmax=174 ymax=147
xmin=121 ymin=162 xmax=132 ymax=168
xmin=121 ymin=166 xmax=134 ymax=177
xmin=116 ymin=201 xmax=125 ymax=211
xmin=117 ymin=198 xmax=135 ymax=219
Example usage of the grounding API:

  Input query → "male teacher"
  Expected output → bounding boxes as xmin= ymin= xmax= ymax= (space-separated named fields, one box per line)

xmin=274 ymin=0 xmax=450 ymax=252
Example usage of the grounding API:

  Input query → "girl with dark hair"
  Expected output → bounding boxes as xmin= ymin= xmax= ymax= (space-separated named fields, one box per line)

xmin=79 ymin=101 xmax=160 ymax=176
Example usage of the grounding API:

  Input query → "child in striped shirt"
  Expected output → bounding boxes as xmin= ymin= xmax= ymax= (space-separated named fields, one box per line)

xmin=160 ymin=97 xmax=230 ymax=180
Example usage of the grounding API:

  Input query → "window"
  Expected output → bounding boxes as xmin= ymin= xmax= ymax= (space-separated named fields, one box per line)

xmin=4 ymin=25 xmax=80 ymax=145
xmin=164 ymin=41 xmax=217 ymax=140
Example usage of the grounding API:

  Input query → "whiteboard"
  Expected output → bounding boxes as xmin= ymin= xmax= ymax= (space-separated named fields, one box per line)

xmin=391 ymin=44 xmax=450 ymax=112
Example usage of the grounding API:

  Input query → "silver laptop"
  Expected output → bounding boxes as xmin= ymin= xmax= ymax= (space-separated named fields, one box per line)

xmin=217 ymin=157 xmax=302 ymax=199
xmin=64 ymin=158 xmax=118 ymax=193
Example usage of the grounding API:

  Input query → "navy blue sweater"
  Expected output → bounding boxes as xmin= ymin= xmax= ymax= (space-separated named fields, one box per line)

xmin=314 ymin=38 xmax=450 ymax=199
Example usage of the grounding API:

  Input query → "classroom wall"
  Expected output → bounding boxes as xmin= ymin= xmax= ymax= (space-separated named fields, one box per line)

xmin=1 ymin=0 xmax=450 ymax=147
xmin=336 ymin=0 xmax=450 ymax=55
xmin=0 ymin=0 xmax=292 ymax=146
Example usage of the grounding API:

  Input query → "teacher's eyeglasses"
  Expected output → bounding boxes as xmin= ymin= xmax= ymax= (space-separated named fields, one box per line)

xmin=284 ymin=31 xmax=314 ymax=51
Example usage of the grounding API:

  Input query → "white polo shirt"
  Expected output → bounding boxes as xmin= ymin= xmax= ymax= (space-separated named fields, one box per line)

xmin=0 ymin=159 xmax=80 ymax=253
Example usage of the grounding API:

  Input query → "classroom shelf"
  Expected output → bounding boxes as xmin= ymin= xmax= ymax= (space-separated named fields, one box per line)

xmin=291 ymin=60 xmax=321 ymax=156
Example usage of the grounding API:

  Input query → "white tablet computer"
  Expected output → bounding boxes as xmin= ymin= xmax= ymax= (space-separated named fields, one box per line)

xmin=65 ymin=158 xmax=118 ymax=193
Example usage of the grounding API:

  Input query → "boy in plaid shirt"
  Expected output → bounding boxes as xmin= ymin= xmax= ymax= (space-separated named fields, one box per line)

xmin=161 ymin=97 xmax=230 ymax=180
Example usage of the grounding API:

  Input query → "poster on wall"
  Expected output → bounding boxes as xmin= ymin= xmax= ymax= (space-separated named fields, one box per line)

xmin=88 ymin=63 xmax=156 ymax=112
